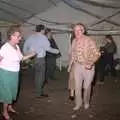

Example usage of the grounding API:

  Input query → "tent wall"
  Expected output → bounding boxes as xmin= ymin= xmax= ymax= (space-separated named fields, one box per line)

xmin=0 ymin=28 xmax=7 ymax=43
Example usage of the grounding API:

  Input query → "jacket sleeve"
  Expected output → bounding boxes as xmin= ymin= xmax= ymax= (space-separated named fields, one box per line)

xmin=87 ymin=40 xmax=101 ymax=66
xmin=71 ymin=39 xmax=77 ymax=63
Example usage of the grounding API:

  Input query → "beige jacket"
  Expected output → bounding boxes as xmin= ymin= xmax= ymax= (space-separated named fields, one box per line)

xmin=71 ymin=36 xmax=101 ymax=66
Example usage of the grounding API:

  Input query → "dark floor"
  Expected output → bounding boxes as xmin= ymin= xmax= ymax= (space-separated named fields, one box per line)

xmin=1 ymin=68 xmax=120 ymax=120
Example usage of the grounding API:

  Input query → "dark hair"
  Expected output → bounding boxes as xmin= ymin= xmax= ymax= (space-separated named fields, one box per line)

xmin=73 ymin=22 xmax=87 ymax=35
xmin=7 ymin=24 xmax=21 ymax=40
xmin=105 ymin=35 xmax=114 ymax=42
xmin=105 ymin=34 xmax=117 ymax=53
xmin=36 ymin=24 xmax=45 ymax=32
xmin=45 ymin=28 xmax=51 ymax=35
xmin=70 ymin=32 xmax=75 ymax=44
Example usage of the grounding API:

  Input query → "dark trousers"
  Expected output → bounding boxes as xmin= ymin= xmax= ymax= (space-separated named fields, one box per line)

xmin=46 ymin=57 xmax=56 ymax=80
xmin=34 ymin=57 xmax=45 ymax=95
xmin=95 ymin=56 xmax=106 ymax=82
xmin=99 ymin=60 xmax=106 ymax=82
xmin=96 ymin=54 xmax=115 ymax=82
xmin=105 ymin=53 xmax=115 ymax=76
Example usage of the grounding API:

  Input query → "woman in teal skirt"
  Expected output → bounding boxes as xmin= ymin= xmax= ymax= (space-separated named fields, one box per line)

xmin=0 ymin=25 xmax=35 ymax=120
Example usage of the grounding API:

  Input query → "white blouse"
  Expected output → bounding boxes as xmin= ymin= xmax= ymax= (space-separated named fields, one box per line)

xmin=0 ymin=42 xmax=23 ymax=72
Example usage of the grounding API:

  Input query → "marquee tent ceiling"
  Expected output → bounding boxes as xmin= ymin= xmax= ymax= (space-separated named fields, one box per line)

xmin=0 ymin=0 xmax=120 ymax=23
xmin=0 ymin=0 xmax=60 ymax=23
xmin=0 ymin=0 xmax=120 ymax=34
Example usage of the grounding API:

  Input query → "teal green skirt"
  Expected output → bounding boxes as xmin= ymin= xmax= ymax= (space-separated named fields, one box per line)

xmin=0 ymin=68 xmax=19 ymax=104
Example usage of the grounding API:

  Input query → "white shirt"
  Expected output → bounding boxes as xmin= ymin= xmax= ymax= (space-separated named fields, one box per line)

xmin=0 ymin=42 xmax=23 ymax=72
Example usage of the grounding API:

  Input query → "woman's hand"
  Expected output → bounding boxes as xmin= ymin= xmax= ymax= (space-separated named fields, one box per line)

xmin=67 ymin=60 xmax=73 ymax=72
xmin=67 ymin=65 xmax=71 ymax=72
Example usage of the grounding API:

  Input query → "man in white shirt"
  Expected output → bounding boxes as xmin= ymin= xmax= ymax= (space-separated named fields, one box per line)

xmin=23 ymin=24 xmax=59 ymax=97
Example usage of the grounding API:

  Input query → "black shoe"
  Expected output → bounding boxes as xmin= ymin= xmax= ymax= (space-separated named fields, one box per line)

xmin=41 ymin=94 xmax=48 ymax=97
xmin=44 ymin=80 xmax=48 ymax=84
xmin=97 ymin=81 xmax=104 ymax=85
xmin=50 ymin=76 xmax=56 ymax=80
xmin=36 ymin=94 xmax=48 ymax=98
xmin=69 ymin=96 xmax=74 ymax=100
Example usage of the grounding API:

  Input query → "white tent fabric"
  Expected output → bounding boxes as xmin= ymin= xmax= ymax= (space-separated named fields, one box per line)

xmin=0 ymin=0 xmax=60 ymax=23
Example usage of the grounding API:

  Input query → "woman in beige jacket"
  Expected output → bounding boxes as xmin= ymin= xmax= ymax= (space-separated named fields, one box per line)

xmin=68 ymin=23 xmax=101 ymax=111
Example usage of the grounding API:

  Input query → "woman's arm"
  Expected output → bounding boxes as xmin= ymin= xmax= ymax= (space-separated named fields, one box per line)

xmin=22 ymin=52 xmax=36 ymax=61
xmin=67 ymin=39 xmax=76 ymax=72
xmin=68 ymin=59 xmax=73 ymax=72
xmin=85 ymin=39 xmax=101 ymax=69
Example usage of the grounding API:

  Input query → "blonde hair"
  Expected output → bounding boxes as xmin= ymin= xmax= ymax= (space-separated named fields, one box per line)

xmin=73 ymin=23 xmax=87 ymax=35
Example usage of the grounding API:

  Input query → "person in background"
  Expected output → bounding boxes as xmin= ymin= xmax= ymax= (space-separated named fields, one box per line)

xmin=95 ymin=46 xmax=106 ymax=84
xmin=68 ymin=32 xmax=75 ymax=100
xmin=0 ymin=32 xmax=5 ymax=48
xmin=0 ymin=25 xmax=36 ymax=120
xmin=68 ymin=23 xmax=100 ymax=111
xmin=0 ymin=32 xmax=2 ymax=47
xmin=23 ymin=25 xmax=59 ymax=98
xmin=45 ymin=28 xmax=61 ymax=81
xmin=104 ymin=35 xmax=117 ymax=77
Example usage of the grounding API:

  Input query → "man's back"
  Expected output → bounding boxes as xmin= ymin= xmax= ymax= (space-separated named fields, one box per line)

xmin=23 ymin=34 xmax=50 ymax=58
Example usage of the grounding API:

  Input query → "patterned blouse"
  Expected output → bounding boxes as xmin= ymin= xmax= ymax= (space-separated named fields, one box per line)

xmin=71 ymin=37 xmax=101 ymax=66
